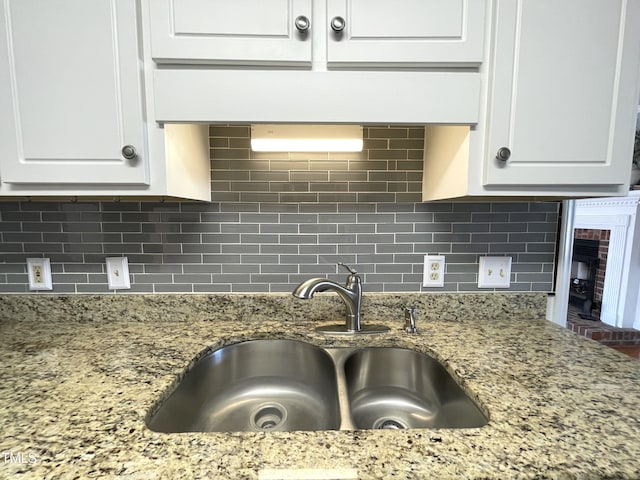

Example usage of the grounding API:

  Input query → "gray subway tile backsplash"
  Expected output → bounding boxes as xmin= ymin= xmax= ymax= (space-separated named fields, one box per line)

xmin=0 ymin=125 xmax=559 ymax=294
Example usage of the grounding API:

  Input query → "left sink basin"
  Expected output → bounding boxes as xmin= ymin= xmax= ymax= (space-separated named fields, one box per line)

xmin=147 ymin=339 xmax=341 ymax=433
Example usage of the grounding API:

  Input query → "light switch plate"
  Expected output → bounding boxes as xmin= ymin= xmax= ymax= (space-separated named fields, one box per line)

xmin=423 ymin=255 xmax=445 ymax=287
xmin=27 ymin=258 xmax=53 ymax=291
xmin=478 ymin=256 xmax=512 ymax=288
xmin=106 ymin=257 xmax=131 ymax=290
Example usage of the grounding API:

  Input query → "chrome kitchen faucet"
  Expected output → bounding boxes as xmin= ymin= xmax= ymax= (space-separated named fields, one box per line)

xmin=292 ymin=263 xmax=389 ymax=335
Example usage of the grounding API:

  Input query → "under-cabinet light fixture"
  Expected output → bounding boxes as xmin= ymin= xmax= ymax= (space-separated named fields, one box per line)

xmin=250 ymin=124 xmax=363 ymax=152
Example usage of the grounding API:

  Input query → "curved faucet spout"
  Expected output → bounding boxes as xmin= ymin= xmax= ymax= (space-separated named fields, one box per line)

xmin=292 ymin=276 xmax=362 ymax=332
xmin=293 ymin=278 xmax=356 ymax=305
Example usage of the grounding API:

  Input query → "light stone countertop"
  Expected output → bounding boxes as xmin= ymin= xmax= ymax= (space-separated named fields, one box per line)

xmin=1 ymin=293 xmax=640 ymax=479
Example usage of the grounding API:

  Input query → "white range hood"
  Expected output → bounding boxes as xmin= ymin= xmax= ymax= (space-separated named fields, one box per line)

xmin=153 ymin=70 xmax=481 ymax=125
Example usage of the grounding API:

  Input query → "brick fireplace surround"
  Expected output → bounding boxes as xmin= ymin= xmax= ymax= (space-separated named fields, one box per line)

xmin=571 ymin=192 xmax=640 ymax=330
xmin=568 ymin=229 xmax=640 ymax=357
xmin=565 ymin=192 xmax=640 ymax=358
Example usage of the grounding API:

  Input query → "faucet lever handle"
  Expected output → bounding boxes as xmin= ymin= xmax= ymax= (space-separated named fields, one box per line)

xmin=338 ymin=262 xmax=358 ymax=275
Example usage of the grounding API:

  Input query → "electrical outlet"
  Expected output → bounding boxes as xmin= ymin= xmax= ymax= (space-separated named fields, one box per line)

xmin=27 ymin=258 xmax=53 ymax=291
xmin=478 ymin=256 xmax=512 ymax=288
xmin=422 ymin=255 xmax=445 ymax=287
xmin=106 ymin=257 xmax=131 ymax=290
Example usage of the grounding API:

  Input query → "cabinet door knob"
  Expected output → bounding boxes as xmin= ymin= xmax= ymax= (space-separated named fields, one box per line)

xmin=295 ymin=15 xmax=311 ymax=32
xmin=121 ymin=145 xmax=137 ymax=160
xmin=330 ymin=16 xmax=346 ymax=32
xmin=496 ymin=147 xmax=511 ymax=162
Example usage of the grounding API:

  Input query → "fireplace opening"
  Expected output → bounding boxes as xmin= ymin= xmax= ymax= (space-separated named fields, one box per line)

xmin=569 ymin=238 xmax=599 ymax=318
xmin=569 ymin=229 xmax=610 ymax=321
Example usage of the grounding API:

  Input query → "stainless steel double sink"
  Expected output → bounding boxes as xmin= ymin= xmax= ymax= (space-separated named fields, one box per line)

xmin=146 ymin=339 xmax=488 ymax=433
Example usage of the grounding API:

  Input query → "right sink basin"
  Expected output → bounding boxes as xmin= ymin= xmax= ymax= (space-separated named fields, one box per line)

xmin=343 ymin=347 xmax=488 ymax=429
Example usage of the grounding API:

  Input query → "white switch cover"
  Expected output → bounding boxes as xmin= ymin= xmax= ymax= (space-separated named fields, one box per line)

xmin=423 ymin=255 xmax=445 ymax=287
xmin=106 ymin=257 xmax=131 ymax=290
xmin=478 ymin=256 xmax=512 ymax=288
xmin=27 ymin=258 xmax=53 ymax=291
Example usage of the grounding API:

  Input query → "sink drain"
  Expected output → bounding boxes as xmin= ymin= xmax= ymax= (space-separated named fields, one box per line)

xmin=249 ymin=403 xmax=288 ymax=431
xmin=373 ymin=418 xmax=407 ymax=430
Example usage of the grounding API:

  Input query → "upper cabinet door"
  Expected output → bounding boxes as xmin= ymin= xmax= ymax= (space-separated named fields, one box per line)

xmin=0 ymin=0 xmax=148 ymax=185
xmin=485 ymin=0 xmax=640 ymax=187
xmin=149 ymin=0 xmax=313 ymax=66
xmin=326 ymin=0 xmax=487 ymax=67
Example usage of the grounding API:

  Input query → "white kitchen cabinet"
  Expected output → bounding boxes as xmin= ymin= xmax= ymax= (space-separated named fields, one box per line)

xmin=0 ymin=0 xmax=147 ymax=186
xmin=148 ymin=0 xmax=486 ymax=67
xmin=149 ymin=0 xmax=313 ymax=66
xmin=147 ymin=0 xmax=484 ymax=124
xmin=0 ymin=0 xmax=211 ymax=200
xmin=423 ymin=0 xmax=640 ymax=200
xmin=326 ymin=0 xmax=486 ymax=67
xmin=484 ymin=0 xmax=640 ymax=187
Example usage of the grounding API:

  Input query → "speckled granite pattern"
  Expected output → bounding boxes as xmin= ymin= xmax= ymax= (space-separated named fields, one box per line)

xmin=1 ymin=293 xmax=640 ymax=479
